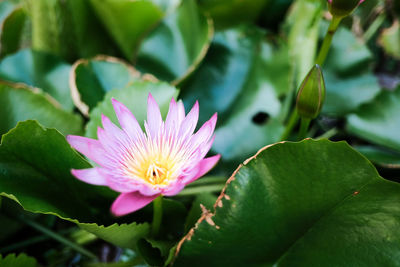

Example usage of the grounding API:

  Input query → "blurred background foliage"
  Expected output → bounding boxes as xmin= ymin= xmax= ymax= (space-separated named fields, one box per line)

xmin=0 ymin=0 xmax=399 ymax=266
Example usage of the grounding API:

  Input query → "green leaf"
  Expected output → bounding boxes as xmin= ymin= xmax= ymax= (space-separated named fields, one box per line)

xmin=136 ymin=0 xmax=213 ymax=84
xmin=379 ymin=21 xmax=400 ymax=60
xmin=0 ymin=6 xmax=27 ymax=58
xmin=347 ymin=87 xmax=400 ymax=152
xmin=0 ymin=49 xmax=74 ymax=111
xmin=0 ymin=83 xmax=83 ymax=136
xmin=28 ymin=0 xmax=77 ymax=61
xmin=79 ymin=222 xmax=149 ymax=250
xmin=323 ymin=72 xmax=381 ymax=116
xmin=174 ymin=139 xmax=400 ymax=266
xmin=184 ymin=193 xmax=217 ymax=233
xmin=285 ymin=0 xmax=322 ymax=87
xmin=0 ymin=121 xmax=150 ymax=248
xmin=181 ymin=27 xmax=285 ymax=161
xmin=355 ymin=146 xmax=400 ymax=168
xmin=89 ymin=0 xmax=179 ymax=61
xmin=70 ymin=56 xmax=141 ymax=116
xmin=85 ymin=80 xmax=179 ymax=139
xmin=0 ymin=120 xmax=109 ymax=223
xmin=322 ymin=26 xmax=380 ymax=116
xmin=0 ymin=253 xmax=38 ymax=267
xmin=197 ymin=0 xmax=270 ymax=29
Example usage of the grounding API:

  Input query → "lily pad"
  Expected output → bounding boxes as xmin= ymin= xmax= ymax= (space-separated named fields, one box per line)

xmin=347 ymin=87 xmax=400 ymax=152
xmin=135 ymin=0 xmax=213 ymax=84
xmin=70 ymin=56 xmax=141 ymax=116
xmin=0 ymin=120 xmax=151 ymax=248
xmin=0 ymin=49 xmax=74 ymax=111
xmin=174 ymin=139 xmax=400 ymax=266
xmin=0 ymin=83 xmax=82 ymax=136
xmin=89 ymin=0 xmax=180 ymax=61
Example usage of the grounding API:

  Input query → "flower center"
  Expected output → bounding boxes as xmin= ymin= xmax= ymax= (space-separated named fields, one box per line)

xmin=145 ymin=162 xmax=169 ymax=185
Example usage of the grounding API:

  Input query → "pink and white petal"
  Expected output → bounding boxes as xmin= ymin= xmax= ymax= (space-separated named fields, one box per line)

xmin=111 ymin=192 xmax=159 ymax=216
xmin=185 ymin=155 xmax=221 ymax=185
xmin=106 ymin=176 xmax=140 ymax=193
xmin=111 ymin=98 xmax=143 ymax=139
xmin=146 ymin=93 xmax=162 ymax=137
xmin=165 ymin=98 xmax=179 ymax=131
xmin=71 ymin=168 xmax=108 ymax=186
xmin=177 ymin=100 xmax=186 ymax=123
xmin=179 ymin=101 xmax=199 ymax=138
xmin=190 ymin=113 xmax=217 ymax=149
xmin=67 ymin=135 xmax=109 ymax=166
xmin=162 ymin=181 xmax=186 ymax=196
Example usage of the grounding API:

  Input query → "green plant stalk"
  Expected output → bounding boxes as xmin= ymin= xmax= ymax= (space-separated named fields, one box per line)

xmin=280 ymin=110 xmax=299 ymax=140
xmin=315 ymin=16 xmax=342 ymax=66
xmin=298 ymin=118 xmax=311 ymax=140
xmin=364 ymin=12 xmax=386 ymax=42
xmin=178 ymin=184 xmax=225 ymax=196
xmin=151 ymin=195 xmax=163 ymax=237
xmin=281 ymin=16 xmax=343 ymax=141
xmin=21 ymin=217 xmax=97 ymax=259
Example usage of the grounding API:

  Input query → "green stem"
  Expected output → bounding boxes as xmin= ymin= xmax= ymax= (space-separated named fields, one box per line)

xmin=363 ymin=12 xmax=386 ymax=42
xmin=315 ymin=16 xmax=342 ymax=66
xmin=280 ymin=110 xmax=299 ymax=141
xmin=186 ymin=176 xmax=226 ymax=187
xmin=178 ymin=184 xmax=225 ymax=196
xmin=298 ymin=118 xmax=311 ymax=140
xmin=316 ymin=127 xmax=338 ymax=140
xmin=151 ymin=195 xmax=163 ymax=237
xmin=22 ymin=218 xmax=96 ymax=259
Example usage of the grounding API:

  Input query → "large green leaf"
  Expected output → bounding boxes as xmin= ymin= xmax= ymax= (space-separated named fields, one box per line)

xmin=181 ymin=26 xmax=265 ymax=124
xmin=85 ymin=81 xmax=179 ymax=138
xmin=0 ymin=120 xmax=151 ymax=248
xmin=347 ymin=87 xmax=400 ymax=152
xmin=181 ymin=26 xmax=287 ymax=162
xmin=0 ymin=253 xmax=38 ymax=267
xmin=197 ymin=0 xmax=270 ymax=29
xmin=89 ymin=0 xmax=179 ymax=61
xmin=70 ymin=56 xmax=141 ymax=116
xmin=0 ymin=49 xmax=74 ymax=110
xmin=0 ymin=83 xmax=83 ymax=136
xmin=174 ymin=139 xmax=400 ymax=266
xmin=0 ymin=120 xmax=110 ymax=222
xmin=212 ymin=42 xmax=285 ymax=161
xmin=136 ymin=0 xmax=213 ymax=84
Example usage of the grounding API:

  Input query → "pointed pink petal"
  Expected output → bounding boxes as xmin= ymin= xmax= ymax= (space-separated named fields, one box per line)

xmin=147 ymin=93 xmax=162 ymax=137
xmin=165 ymin=98 xmax=179 ymax=131
xmin=111 ymin=192 xmax=159 ymax=216
xmin=190 ymin=113 xmax=217 ymax=148
xmin=186 ymin=155 xmax=221 ymax=184
xmin=177 ymin=100 xmax=186 ymax=123
xmin=71 ymin=168 xmax=108 ymax=186
xmin=111 ymin=98 xmax=143 ymax=139
xmin=67 ymin=135 xmax=108 ymax=166
xmin=179 ymin=101 xmax=199 ymax=138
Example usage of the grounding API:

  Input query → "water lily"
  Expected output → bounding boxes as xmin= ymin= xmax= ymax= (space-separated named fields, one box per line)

xmin=67 ymin=94 xmax=220 ymax=216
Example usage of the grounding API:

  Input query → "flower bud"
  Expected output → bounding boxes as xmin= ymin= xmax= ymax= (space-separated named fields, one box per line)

xmin=296 ymin=65 xmax=326 ymax=119
xmin=327 ymin=0 xmax=364 ymax=18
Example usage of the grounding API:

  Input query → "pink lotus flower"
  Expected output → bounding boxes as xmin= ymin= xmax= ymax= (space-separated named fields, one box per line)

xmin=67 ymin=94 xmax=220 ymax=216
